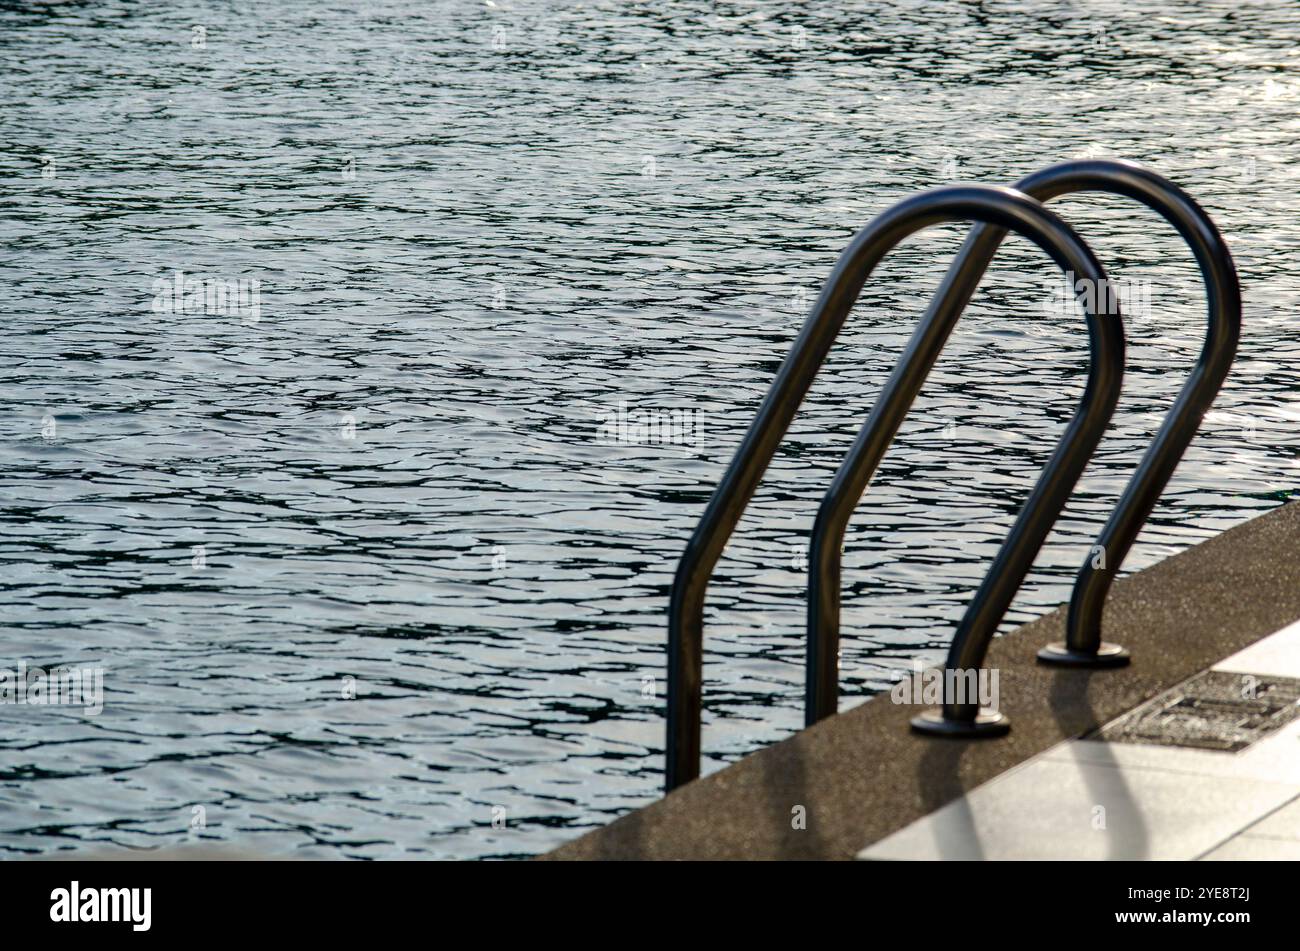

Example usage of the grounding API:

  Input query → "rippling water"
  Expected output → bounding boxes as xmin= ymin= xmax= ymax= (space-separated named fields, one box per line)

xmin=2 ymin=0 xmax=1299 ymax=859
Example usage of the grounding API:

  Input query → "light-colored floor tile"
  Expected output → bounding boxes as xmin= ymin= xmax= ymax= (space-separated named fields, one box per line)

xmin=1236 ymin=796 xmax=1300 ymax=841
xmin=861 ymin=619 xmax=1300 ymax=861
xmin=1215 ymin=619 xmax=1300 ymax=678
xmin=1048 ymin=720 xmax=1300 ymax=784
xmin=858 ymin=754 xmax=1300 ymax=861
xmin=1200 ymin=835 xmax=1300 ymax=860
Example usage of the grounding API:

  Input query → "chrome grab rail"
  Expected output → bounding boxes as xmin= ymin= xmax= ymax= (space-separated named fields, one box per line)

xmin=665 ymin=184 xmax=1125 ymax=791
xmin=805 ymin=161 xmax=1241 ymax=729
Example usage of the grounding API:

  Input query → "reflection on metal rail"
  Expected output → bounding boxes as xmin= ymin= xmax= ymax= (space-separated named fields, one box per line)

xmin=806 ymin=161 xmax=1240 ymax=730
xmin=665 ymin=184 xmax=1125 ymax=792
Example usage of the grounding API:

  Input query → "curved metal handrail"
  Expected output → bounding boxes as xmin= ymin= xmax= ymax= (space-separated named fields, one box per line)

xmin=665 ymin=185 xmax=1125 ymax=791
xmin=1033 ymin=162 xmax=1241 ymax=666
xmin=805 ymin=161 xmax=1240 ymax=731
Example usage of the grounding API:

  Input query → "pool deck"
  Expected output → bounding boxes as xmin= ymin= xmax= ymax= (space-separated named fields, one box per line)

xmin=544 ymin=500 xmax=1300 ymax=860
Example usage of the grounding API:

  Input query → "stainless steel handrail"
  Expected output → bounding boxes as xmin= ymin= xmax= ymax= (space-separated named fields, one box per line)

xmin=805 ymin=161 xmax=1240 ymax=730
xmin=665 ymin=185 xmax=1125 ymax=791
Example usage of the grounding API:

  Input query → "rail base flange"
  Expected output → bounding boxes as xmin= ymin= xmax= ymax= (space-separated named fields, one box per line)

xmin=910 ymin=708 xmax=1010 ymax=738
xmin=1036 ymin=641 xmax=1131 ymax=668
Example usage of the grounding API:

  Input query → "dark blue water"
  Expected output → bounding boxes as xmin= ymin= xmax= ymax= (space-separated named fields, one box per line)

xmin=1 ymin=0 xmax=1298 ymax=858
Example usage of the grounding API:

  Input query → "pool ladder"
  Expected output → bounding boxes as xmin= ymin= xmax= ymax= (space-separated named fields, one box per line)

xmin=665 ymin=160 xmax=1240 ymax=792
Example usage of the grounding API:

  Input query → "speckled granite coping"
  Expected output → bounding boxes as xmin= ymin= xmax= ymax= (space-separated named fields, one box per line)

xmin=544 ymin=501 xmax=1300 ymax=860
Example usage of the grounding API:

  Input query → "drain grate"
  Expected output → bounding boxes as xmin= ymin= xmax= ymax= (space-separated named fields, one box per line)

xmin=1088 ymin=669 xmax=1300 ymax=752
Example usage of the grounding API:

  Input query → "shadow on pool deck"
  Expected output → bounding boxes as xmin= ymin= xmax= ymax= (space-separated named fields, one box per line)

xmin=544 ymin=501 xmax=1300 ymax=860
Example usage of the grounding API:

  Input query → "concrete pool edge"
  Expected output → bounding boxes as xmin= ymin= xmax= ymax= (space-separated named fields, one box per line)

xmin=542 ymin=500 xmax=1300 ymax=860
